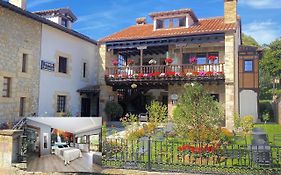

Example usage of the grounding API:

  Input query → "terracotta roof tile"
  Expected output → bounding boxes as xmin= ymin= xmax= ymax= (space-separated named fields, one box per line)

xmin=100 ymin=17 xmax=237 ymax=42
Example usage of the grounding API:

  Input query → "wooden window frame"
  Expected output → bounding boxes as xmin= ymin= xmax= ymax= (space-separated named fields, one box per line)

xmin=57 ymin=95 xmax=66 ymax=113
xmin=244 ymin=59 xmax=254 ymax=72
xmin=83 ymin=62 xmax=87 ymax=78
xmin=19 ymin=97 xmax=26 ymax=117
xmin=22 ymin=53 xmax=27 ymax=73
xmin=2 ymin=77 xmax=11 ymax=98
xmin=58 ymin=56 xmax=67 ymax=74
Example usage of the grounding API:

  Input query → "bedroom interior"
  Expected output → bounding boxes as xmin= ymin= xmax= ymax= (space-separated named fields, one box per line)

xmin=25 ymin=117 xmax=102 ymax=173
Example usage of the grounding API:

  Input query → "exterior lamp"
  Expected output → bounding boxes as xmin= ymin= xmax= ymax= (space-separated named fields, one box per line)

xmin=131 ymin=83 xmax=137 ymax=89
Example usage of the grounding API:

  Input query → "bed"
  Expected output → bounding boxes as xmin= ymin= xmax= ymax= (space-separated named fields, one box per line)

xmin=54 ymin=144 xmax=82 ymax=165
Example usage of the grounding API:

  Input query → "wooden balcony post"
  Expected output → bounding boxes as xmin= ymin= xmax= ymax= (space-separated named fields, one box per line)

xmin=137 ymin=46 xmax=147 ymax=73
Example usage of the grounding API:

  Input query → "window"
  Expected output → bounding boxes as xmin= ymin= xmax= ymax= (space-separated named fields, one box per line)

xmin=208 ymin=52 xmax=219 ymax=64
xmin=83 ymin=62 xmax=86 ymax=78
xmin=19 ymin=97 xmax=26 ymax=117
xmin=22 ymin=54 xmax=27 ymax=72
xmin=57 ymin=95 xmax=66 ymax=112
xmin=196 ymin=53 xmax=207 ymax=65
xmin=244 ymin=60 xmax=253 ymax=72
xmin=163 ymin=19 xmax=169 ymax=28
xmin=182 ymin=53 xmax=193 ymax=64
xmin=61 ymin=18 xmax=68 ymax=28
xmin=179 ymin=17 xmax=186 ymax=27
xmin=172 ymin=18 xmax=180 ymax=27
xmin=2 ymin=77 xmax=11 ymax=97
xmin=58 ymin=56 xmax=67 ymax=73
xmin=156 ymin=19 xmax=163 ymax=29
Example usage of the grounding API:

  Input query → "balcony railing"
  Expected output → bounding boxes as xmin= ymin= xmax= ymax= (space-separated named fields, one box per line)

xmin=105 ymin=64 xmax=224 ymax=80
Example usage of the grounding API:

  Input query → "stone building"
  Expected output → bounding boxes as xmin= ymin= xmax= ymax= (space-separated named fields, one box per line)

xmin=98 ymin=0 xmax=259 ymax=129
xmin=0 ymin=1 xmax=41 ymax=121
xmin=0 ymin=0 xmax=99 ymax=119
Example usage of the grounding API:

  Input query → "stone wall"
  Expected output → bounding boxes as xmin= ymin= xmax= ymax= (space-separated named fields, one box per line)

xmin=98 ymin=44 xmax=118 ymax=121
xmin=0 ymin=130 xmax=23 ymax=168
xmin=0 ymin=7 xmax=41 ymax=121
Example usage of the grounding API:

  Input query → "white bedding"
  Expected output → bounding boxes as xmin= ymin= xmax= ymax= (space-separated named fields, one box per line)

xmin=54 ymin=146 xmax=82 ymax=165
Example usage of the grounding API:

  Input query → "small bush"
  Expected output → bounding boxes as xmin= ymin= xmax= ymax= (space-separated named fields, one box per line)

xmin=233 ymin=112 xmax=240 ymax=131
xmin=105 ymin=101 xmax=124 ymax=121
xmin=262 ymin=112 xmax=271 ymax=123
xmin=259 ymin=100 xmax=274 ymax=118
xmin=146 ymin=101 xmax=168 ymax=124
xmin=240 ymin=115 xmax=254 ymax=134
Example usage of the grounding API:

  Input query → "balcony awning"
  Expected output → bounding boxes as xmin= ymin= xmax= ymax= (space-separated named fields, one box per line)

xmin=77 ymin=85 xmax=100 ymax=94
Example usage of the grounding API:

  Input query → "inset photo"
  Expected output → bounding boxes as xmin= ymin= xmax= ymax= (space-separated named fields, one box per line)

xmin=25 ymin=117 xmax=102 ymax=173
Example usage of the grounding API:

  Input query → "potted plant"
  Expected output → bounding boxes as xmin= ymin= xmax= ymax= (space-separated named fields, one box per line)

xmin=112 ymin=59 xmax=118 ymax=66
xmin=165 ymin=57 xmax=173 ymax=65
xmin=207 ymin=55 xmax=218 ymax=64
xmin=189 ymin=57 xmax=197 ymax=64
xmin=127 ymin=59 xmax=134 ymax=66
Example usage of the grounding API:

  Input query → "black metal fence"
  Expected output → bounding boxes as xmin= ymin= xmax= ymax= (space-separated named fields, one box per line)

xmin=102 ymin=138 xmax=281 ymax=175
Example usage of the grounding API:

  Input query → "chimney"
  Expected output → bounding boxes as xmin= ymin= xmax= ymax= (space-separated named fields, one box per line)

xmin=9 ymin=0 xmax=27 ymax=10
xmin=224 ymin=0 xmax=237 ymax=23
xmin=136 ymin=17 xmax=147 ymax=25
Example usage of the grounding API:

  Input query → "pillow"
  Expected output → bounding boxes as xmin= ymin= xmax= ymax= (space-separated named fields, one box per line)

xmin=58 ymin=145 xmax=64 ymax=148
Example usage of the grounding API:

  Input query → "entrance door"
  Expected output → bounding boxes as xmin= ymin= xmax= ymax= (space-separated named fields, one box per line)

xmin=81 ymin=98 xmax=91 ymax=117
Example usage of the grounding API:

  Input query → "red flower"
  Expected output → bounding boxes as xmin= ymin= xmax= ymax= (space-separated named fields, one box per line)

xmin=165 ymin=71 xmax=176 ymax=76
xmin=127 ymin=59 xmax=134 ymax=66
xmin=152 ymin=72 xmax=161 ymax=77
xmin=205 ymin=71 xmax=214 ymax=76
xmin=112 ymin=59 xmax=118 ymax=66
xmin=138 ymin=73 xmax=144 ymax=78
xmin=192 ymin=71 xmax=199 ymax=76
xmin=208 ymin=55 xmax=218 ymax=62
xmin=165 ymin=58 xmax=173 ymax=64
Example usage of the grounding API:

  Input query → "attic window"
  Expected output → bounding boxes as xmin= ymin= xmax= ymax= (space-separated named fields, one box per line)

xmin=61 ymin=18 xmax=68 ymax=28
xmin=156 ymin=17 xmax=186 ymax=29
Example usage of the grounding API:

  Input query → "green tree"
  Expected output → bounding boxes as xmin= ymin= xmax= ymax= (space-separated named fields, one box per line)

xmin=242 ymin=33 xmax=260 ymax=47
xmin=172 ymin=83 xmax=224 ymax=143
xmin=260 ymin=38 xmax=281 ymax=99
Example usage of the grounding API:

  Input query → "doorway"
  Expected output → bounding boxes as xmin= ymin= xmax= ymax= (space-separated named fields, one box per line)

xmin=81 ymin=98 xmax=91 ymax=117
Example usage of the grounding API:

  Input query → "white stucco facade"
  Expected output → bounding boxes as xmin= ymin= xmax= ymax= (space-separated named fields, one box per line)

xmin=38 ymin=24 xmax=98 ymax=117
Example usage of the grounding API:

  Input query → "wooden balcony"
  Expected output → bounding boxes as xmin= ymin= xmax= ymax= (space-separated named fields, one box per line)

xmin=105 ymin=64 xmax=225 ymax=87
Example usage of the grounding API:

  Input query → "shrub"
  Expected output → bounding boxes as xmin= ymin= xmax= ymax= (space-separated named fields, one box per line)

xmin=233 ymin=112 xmax=240 ymax=131
xmin=120 ymin=113 xmax=138 ymax=128
xmin=262 ymin=112 xmax=271 ymax=123
xmin=146 ymin=101 xmax=168 ymax=124
xmin=259 ymin=100 xmax=274 ymax=117
xmin=172 ymin=83 xmax=224 ymax=143
xmin=127 ymin=128 xmax=145 ymax=140
xmin=240 ymin=115 xmax=254 ymax=134
xmin=105 ymin=101 xmax=124 ymax=121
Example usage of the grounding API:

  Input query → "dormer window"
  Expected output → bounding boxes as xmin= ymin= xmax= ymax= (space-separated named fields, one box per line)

xmin=61 ymin=18 xmax=68 ymax=28
xmin=150 ymin=9 xmax=198 ymax=31
xmin=156 ymin=17 xmax=186 ymax=29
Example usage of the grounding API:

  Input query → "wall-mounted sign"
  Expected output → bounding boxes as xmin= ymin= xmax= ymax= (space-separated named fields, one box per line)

xmin=41 ymin=60 xmax=55 ymax=72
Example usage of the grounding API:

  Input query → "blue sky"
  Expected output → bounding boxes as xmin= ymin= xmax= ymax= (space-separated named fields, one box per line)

xmin=27 ymin=0 xmax=281 ymax=44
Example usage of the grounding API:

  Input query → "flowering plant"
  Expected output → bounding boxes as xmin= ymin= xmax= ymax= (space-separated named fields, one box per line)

xmin=127 ymin=59 xmax=135 ymax=66
xmin=207 ymin=55 xmax=218 ymax=63
xmin=112 ymin=59 xmax=118 ymax=66
xmin=148 ymin=59 xmax=157 ymax=65
xmin=177 ymin=144 xmax=220 ymax=158
xmin=189 ymin=57 xmax=197 ymax=64
xmin=165 ymin=57 xmax=173 ymax=64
